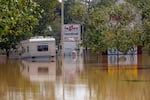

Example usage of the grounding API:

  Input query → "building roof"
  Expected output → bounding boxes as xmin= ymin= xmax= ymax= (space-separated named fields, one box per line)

xmin=29 ymin=36 xmax=55 ymax=42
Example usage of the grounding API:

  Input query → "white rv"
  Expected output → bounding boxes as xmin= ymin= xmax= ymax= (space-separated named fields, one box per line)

xmin=20 ymin=36 xmax=56 ymax=59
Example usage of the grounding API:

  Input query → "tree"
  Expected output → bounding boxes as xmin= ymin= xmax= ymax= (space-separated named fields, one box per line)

xmin=33 ymin=0 xmax=61 ymax=44
xmin=69 ymin=1 xmax=87 ymax=23
xmin=89 ymin=0 xmax=117 ymax=8
xmin=82 ymin=7 xmax=109 ymax=53
xmin=67 ymin=0 xmax=145 ymax=54
xmin=63 ymin=0 xmax=145 ymax=53
xmin=105 ymin=3 xmax=143 ymax=53
xmin=126 ymin=0 xmax=150 ymax=47
xmin=0 ymin=0 xmax=42 ymax=57
xmin=64 ymin=0 xmax=117 ymax=23
xmin=64 ymin=0 xmax=76 ymax=24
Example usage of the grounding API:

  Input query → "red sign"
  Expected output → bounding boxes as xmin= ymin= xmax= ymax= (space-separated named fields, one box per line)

xmin=64 ymin=24 xmax=81 ymax=42
xmin=64 ymin=24 xmax=80 ymax=33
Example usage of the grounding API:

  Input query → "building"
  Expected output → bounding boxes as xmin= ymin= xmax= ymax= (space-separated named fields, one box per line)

xmin=63 ymin=24 xmax=83 ymax=56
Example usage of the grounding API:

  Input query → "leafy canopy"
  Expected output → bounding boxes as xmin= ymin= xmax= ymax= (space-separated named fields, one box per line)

xmin=0 ymin=0 xmax=43 ymax=56
xmin=126 ymin=0 xmax=150 ymax=45
xmin=68 ymin=1 xmax=144 ymax=53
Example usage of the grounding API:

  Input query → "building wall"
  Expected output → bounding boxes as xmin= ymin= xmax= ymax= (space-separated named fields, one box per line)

xmin=21 ymin=41 xmax=56 ymax=58
xmin=29 ymin=41 xmax=56 ymax=57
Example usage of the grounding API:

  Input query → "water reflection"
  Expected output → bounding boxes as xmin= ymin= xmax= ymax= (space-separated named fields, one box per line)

xmin=101 ymin=55 xmax=150 ymax=81
xmin=0 ymin=59 xmax=38 ymax=100
xmin=0 ymin=54 xmax=150 ymax=100
xmin=21 ymin=60 xmax=56 ymax=82
xmin=107 ymin=55 xmax=139 ymax=80
xmin=85 ymin=54 xmax=150 ymax=100
xmin=87 ymin=67 xmax=150 ymax=100
xmin=64 ymin=56 xmax=84 ymax=83
xmin=63 ymin=56 xmax=88 ymax=100
xmin=20 ymin=60 xmax=58 ymax=100
xmin=108 ymin=55 xmax=137 ymax=65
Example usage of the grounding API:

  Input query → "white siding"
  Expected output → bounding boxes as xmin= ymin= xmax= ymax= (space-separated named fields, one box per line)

xmin=21 ymin=37 xmax=56 ymax=58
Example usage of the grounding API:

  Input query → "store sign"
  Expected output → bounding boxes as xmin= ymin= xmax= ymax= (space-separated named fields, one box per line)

xmin=64 ymin=24 xmax=81 ymax=42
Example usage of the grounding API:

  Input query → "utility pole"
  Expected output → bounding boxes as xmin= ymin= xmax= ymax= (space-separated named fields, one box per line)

xmin=61 ymin=0 xmax=65 ymax=100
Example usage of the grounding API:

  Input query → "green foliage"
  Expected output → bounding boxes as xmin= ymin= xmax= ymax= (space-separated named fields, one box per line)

xmin=64 ymin=0 xmax=76 ymax=23
xmin=65 ymin=0 xmax=87 ymax=24
xmin=126 ymin=0 xmax=150 ymax=45
xmin=0 ymin=0 xmax=42 ymax=56
xmin=33 ymin=0 xmax=61 ymax=44
xmin=49 ymin=0 xmax=149 ymax=54
xmin=64 ymin=0 xmax=117 ymax=24
xmin=91 ymin=0 xmax=117 ymax=8
xmin=106 ymin=3 xmax=144 ymax=53
xmin=82 ymin=2 xmax=144 ymax=53
xmin=82 ymin=8 xmax=108 ymax=53
xmin=34 ymin=0 xmax=61 ymax=35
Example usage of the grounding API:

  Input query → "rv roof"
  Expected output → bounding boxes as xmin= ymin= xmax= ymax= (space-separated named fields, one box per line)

xmin=29 ymin=36 xmax=55 ymax=42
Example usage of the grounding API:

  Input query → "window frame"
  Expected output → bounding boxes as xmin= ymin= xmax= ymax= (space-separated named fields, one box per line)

xmin=37 ymin=45 xmax=49 ymax=52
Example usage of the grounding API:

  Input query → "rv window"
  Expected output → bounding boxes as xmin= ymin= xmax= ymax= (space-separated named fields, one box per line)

xmin=22 ymin=47 xmax=25 ymax=53
xmin=37 ymin=45 xmax=48 ymax=51
xmin=27 ymin=46 xmax=29 ymax=52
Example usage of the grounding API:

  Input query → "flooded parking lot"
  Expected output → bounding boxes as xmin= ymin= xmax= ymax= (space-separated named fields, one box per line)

xmin=0 ymin=54 xmax=150 ymax=100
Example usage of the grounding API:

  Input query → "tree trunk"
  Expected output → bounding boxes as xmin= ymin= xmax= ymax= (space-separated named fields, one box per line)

xmin=6 ymin=49 xmax=9 ymax=58
xmin=149 ymin=44 xmax=150 ymax=56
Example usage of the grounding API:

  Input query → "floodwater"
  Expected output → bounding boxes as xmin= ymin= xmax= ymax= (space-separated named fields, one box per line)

xmin=0 ymin=54 xmax=150 ymax=100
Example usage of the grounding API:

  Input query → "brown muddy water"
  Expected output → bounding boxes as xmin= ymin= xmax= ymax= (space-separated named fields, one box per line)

xmin=0 ymin=54 xmax=150 ymax=100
